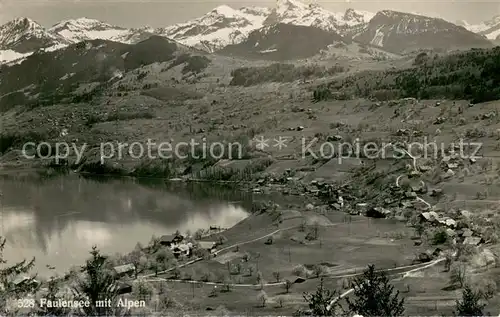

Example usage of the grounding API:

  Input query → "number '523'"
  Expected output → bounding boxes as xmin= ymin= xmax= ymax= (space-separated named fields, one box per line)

xmin=17 ymin=299 xmax=35 ymax=308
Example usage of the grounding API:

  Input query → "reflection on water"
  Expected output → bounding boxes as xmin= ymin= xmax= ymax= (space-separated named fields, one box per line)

xmin=0 ymin=175 xmax=251 ymax=277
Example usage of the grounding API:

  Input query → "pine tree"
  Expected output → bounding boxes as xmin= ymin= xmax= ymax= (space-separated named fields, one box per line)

xmin=303 ymin=277 xmax=340 ymax=316
xmin=455 ymin=284 xmax=485 ymax=316
xmin=346 ymin=264 xmax=405 ymax=317
xmin=73 ymin=246 xmax=119 ymax=316
xmin=38 ymin=277 xmax=69 ymax=316
xmin=0 ymin=237 xmax=37 ymax=315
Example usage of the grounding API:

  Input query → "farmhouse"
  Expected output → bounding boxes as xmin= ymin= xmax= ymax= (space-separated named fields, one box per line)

xmin=159 ymin=234 xmax=184 ymax=248
xmin=113 ymin=264 xmax=135 ymax=278
xmin=198 ymin=241 xmax=217 ymax=253
xmin=172 ymin=243 xmax=192 ymax=257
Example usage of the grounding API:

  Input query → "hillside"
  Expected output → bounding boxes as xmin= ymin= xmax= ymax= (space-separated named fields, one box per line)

xmin=218 ymin=23 xmax=346 ymax=61
xmin=323 ymin=46 xmax=500 ymax=103
xmin=354 ymin=10 xmax=493 ymax=54
xmin=0 ymin=36 xmax=210 ymax=112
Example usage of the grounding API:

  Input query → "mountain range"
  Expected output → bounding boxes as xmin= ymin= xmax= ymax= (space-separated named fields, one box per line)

xmin=0 ymin=0 xmax=498 ymax=64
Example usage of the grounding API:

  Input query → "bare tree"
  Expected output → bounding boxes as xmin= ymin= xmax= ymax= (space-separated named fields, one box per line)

xmin=450 ymin=263 xmax=467 ymax=288
xmin=299 ymin=221 xmax=306 ymax=232
xmin=256 ymin=271 xmax=263 ymax=285
xmin=273 ymin=271 xmax=281 ymax=283
xmin=312 ymin=221 xmax=320 ymax=240
xmin=313 ymin=265 xmax=325 ymax=278
xmin=247 ymin=265 xmax=254 ymax=277
xmin=444 ymin=252 xmax=453 ymax=272
xmin=258 ymin=291 xmax=268 ymax=307
xmin=277 ymin=296 xmax=285 ymax=308
xmin=284 ymin=279 xmax=293 ymax=293
xmin=128 ymin=247 xmax=147 ymax=278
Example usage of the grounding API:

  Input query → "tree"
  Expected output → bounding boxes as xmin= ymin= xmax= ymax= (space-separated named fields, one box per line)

xmin=258 ymin=290 xmax=268 ymax=307
xmin=312 ymin=221 xmax=320 ymax=240
xmin=414 ymin=222 xmax=425 ymax=238
xmin=0 ymin=237 xmax=37 ymax=316
xmin=256 ymin=271 xmax=263 ymax=284
xmin=455 ymin=284 xmax=485 ymax=316
xmin=303 ymin=277 xmax=339 ymax=316
xmin=478 ymin=280 xmax=497 ymax=300
xmin=346 ymin=264 xmax=405 ymax=317
xmin=216 ymin=235 xmax=228 ymax=245
xmin=73 ymin=246 xmax=119 ymax=316
xmin=149 ymin=260 xmax=159 ymax=276
xmin=155 ymin=248 xmax=176 ymax=272
xmin=171 ymin=268 xmax=180 ymax=279
xmin=284 ymin=279 xmax=293 ymax=293
xmin=273 ymin=271 xmax=281 ymax=283
xmin=312 ymin=264 xmax=325 ymax=278
xmin=132 ymin=278 xmax=154 ymax=302
xmin=194 ymin=229 xmax=204 ymax=240
xmin=247 ymin=265 xmax=254 ymax=277
xmin=413 ymin=52 xmax=429 ymax=66
xmin=450 ymin=263 xmax=467 ymax=288
xmin=128 ymin=246 xmax=147 ymax=278
xmin=148 ymin=235 xmax=161 ymax=252
xmin=277 ymin=296 xmax=285 ymax=308
xmin=444 ymin=251 xmax=453 ymax=272
xmin=37 ymin=277 xmax=70 ymax=316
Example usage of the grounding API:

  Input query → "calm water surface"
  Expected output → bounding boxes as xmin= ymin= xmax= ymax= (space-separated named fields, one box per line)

xmin=0 ymin=175 xmax=252 ymax=277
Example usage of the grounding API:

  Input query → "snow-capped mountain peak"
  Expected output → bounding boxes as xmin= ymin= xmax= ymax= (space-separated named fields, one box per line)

xmin=159 ymin=4 xmax=271 ymax=52
xmin=211 ymin=5 xmax=241 ymax=16
xmin=50 ymin=17 xmax=119 ymax=32
xmin=49 ymin=17 xmax=154 ymax=44
xmin=50 ymin=17 xmax=124 ymax=43
xmin=460 ymin=15 xmax=500 ymax=40
xmin=343 ymin=8 xmax=375 ymax=25
xmin=271 ymin=0 xmax=340 ymax=31
xmin=276 ymin=0 xmax=311 ymax=16
xmin=0 ymin=17 xmax=67 ymax=53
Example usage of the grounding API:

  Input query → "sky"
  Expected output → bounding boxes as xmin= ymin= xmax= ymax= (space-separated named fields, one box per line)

xmin=1 ymin=0 xmax=499 ymax=28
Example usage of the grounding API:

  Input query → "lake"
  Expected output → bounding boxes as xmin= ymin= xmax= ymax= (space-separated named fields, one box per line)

xmin=0 ymin=174 xmax=253 ymax=277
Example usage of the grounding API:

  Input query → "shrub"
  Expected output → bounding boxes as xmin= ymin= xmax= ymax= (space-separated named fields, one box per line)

xmin=432 ymin=229 xmax=448 ymax=245
xmin=230 ymin=63 xmax=345 ymax=86
xmin=312 ymin=87 xmax=332 ymax=102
